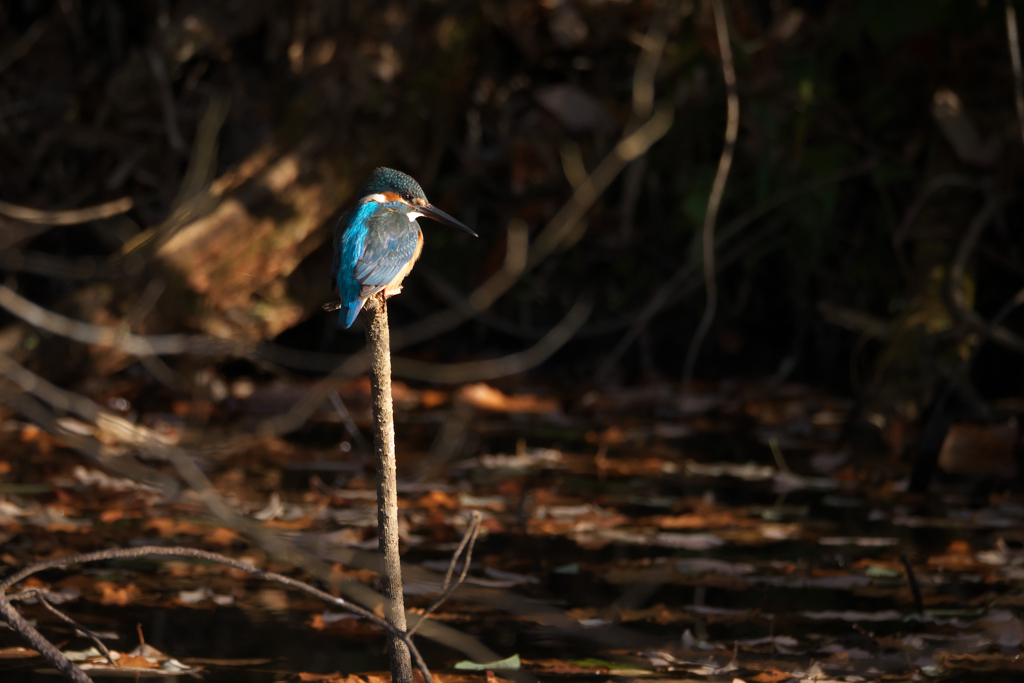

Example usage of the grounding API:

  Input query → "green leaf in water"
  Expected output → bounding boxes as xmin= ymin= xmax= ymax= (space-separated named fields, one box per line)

xmin=453 ymin=654 xmax=521 ymax=671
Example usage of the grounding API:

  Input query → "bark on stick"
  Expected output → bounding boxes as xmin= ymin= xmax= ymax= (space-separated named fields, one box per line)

xmin=360 ymin=294 xmax=414 ymax=683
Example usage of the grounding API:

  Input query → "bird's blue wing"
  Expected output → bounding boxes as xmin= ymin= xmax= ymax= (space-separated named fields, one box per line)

xmin=331 ymin=205 xmax=358 ymax=290
xmin=333 ymin=204 xmax=418 ymax=328
xmin=333 ymin=202 xmax=374 ymax=328
xmin=353 ymin=209 xmax=419 ymax=297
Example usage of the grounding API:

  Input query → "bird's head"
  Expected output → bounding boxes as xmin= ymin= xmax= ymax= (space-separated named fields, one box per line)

xmin=357 ymin=167 xmax=477 ymax=236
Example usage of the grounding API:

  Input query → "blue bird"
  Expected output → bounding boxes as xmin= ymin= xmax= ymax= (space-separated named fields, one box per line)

xmin=325 ymin=168 xmax=477 ymax=328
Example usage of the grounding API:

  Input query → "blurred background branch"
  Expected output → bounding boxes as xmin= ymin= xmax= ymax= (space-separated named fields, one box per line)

xmin=681 ymin=0 xmax=739 ymax=395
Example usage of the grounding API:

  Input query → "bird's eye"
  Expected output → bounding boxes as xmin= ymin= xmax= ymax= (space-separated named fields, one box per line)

xmin=401 ymin=191 xmax=412 ymax=201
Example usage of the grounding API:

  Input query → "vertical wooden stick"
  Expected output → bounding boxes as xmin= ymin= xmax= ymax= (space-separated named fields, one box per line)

xmin=361 ymin=294 xmax=414 ymax=683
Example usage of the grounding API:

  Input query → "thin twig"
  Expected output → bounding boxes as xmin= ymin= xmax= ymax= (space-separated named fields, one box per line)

xmin=145 ymin=46 xmax=186 ymax=153
xmin=890 ymin=172 xmax=982 ymax=278
xmin=0 ymin=17 xmax=50 ymax=76
xmin=631 ymin=2 xmax=674 ymax=121
xmin=1007 ymin=1 xmax=1024 ymax=146
xmin=0 ymin=196 xmax=133 ymax=226
xmin=330 ymin=390 xmax=369 ymax=452
xmin=945 ymin=190 xmax=1024 ymax=354
xmin=393 ymin=295 xmax=592 ymax=383
xmin=618 ymin=0 xmax=676 ymax=242
xmin=892 ymin=174 xmax=980 ymax=249
xmin=0 ymin=284 xmax=244 ymax=357
xmin=407 ymin=512 xmax=483 ymax=636
xmin=0 ymin=596 xmax=91 ymax=683
xmin=0 ymin=190 xmax=216 ymax=283
xmin=817 ymin=301 xmax=892 ymax=339
xmin=8 ymin=589 xmax=117 ymax=667
xmin=681 ymin=0 xmax=739 ymax=391
xmin=768 ymin=436 xmax=791 ymax=474
xmin=899 ymin=554 xmax=924 ymax=614
xmin=172 ymin=92 xmax=232 ymax=209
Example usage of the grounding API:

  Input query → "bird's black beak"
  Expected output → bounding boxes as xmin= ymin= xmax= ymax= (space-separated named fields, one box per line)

xmin=421 ymin=203 xmax=478 ymax=237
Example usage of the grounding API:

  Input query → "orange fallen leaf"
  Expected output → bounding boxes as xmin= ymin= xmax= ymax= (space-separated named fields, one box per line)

xmin=927 ymin=540 xmax=977 ymax=571
xmin=100 ymin=509 xmax=125 ymax=524
xmin=94 ymin=581 xmax=140 ymax=606
xmin=115 ymin=653 xmax=160 ymax=669
xmin=654 ymin=510 xmax=753 ymax=530
xmin=264 ymin=517 xmax=315 ymax=530
xmin=480 ymin=518 xmax=506 ymax=534
xmin=420 ymin=389 xmax=448 ymax=409
xmin=20 ymin=423 xmax=41 ymax=442
xmin=934 ymin=650 xmax=1024 ymax=671
xmin=417 ymin=490 xmax=459 ymax=511
xmin=750 ymin=669 xmax=793 ymax=682
xmin=20 ymin=424 xmax=54 ymax=453
xmin=296 ymin=672 xmax=364 ymax=682
xmin=457 ymin=384 xmax=559 ymax=414
xmin=204 ymin=527 xmax=244 ymax=547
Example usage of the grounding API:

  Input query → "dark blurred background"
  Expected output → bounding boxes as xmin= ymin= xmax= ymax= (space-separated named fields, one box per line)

xmin=1 ymin=0 xmax=1023 ymax=461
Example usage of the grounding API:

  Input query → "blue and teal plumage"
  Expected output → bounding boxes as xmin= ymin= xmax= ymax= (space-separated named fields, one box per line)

xmin=328 ymin=167 xmax=475 ymax=328
xmin=332 ymin=201 xmax=421 ymax=328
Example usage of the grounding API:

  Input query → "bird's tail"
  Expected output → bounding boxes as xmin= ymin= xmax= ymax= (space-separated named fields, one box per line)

xmin=339 ymin=299 xmax=365 ymax=329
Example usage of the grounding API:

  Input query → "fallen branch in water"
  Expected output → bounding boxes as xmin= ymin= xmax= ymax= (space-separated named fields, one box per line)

xmin=0 ymin=546 xmax=435 ymax=683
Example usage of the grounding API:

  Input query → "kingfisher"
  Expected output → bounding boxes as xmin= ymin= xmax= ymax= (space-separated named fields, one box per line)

xmin=325 ymin=167 xmax=477 ymax=328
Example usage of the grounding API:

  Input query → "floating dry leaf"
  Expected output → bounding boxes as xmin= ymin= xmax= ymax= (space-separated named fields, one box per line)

xmin=457 ymin=384 xmax=560 ymax=414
